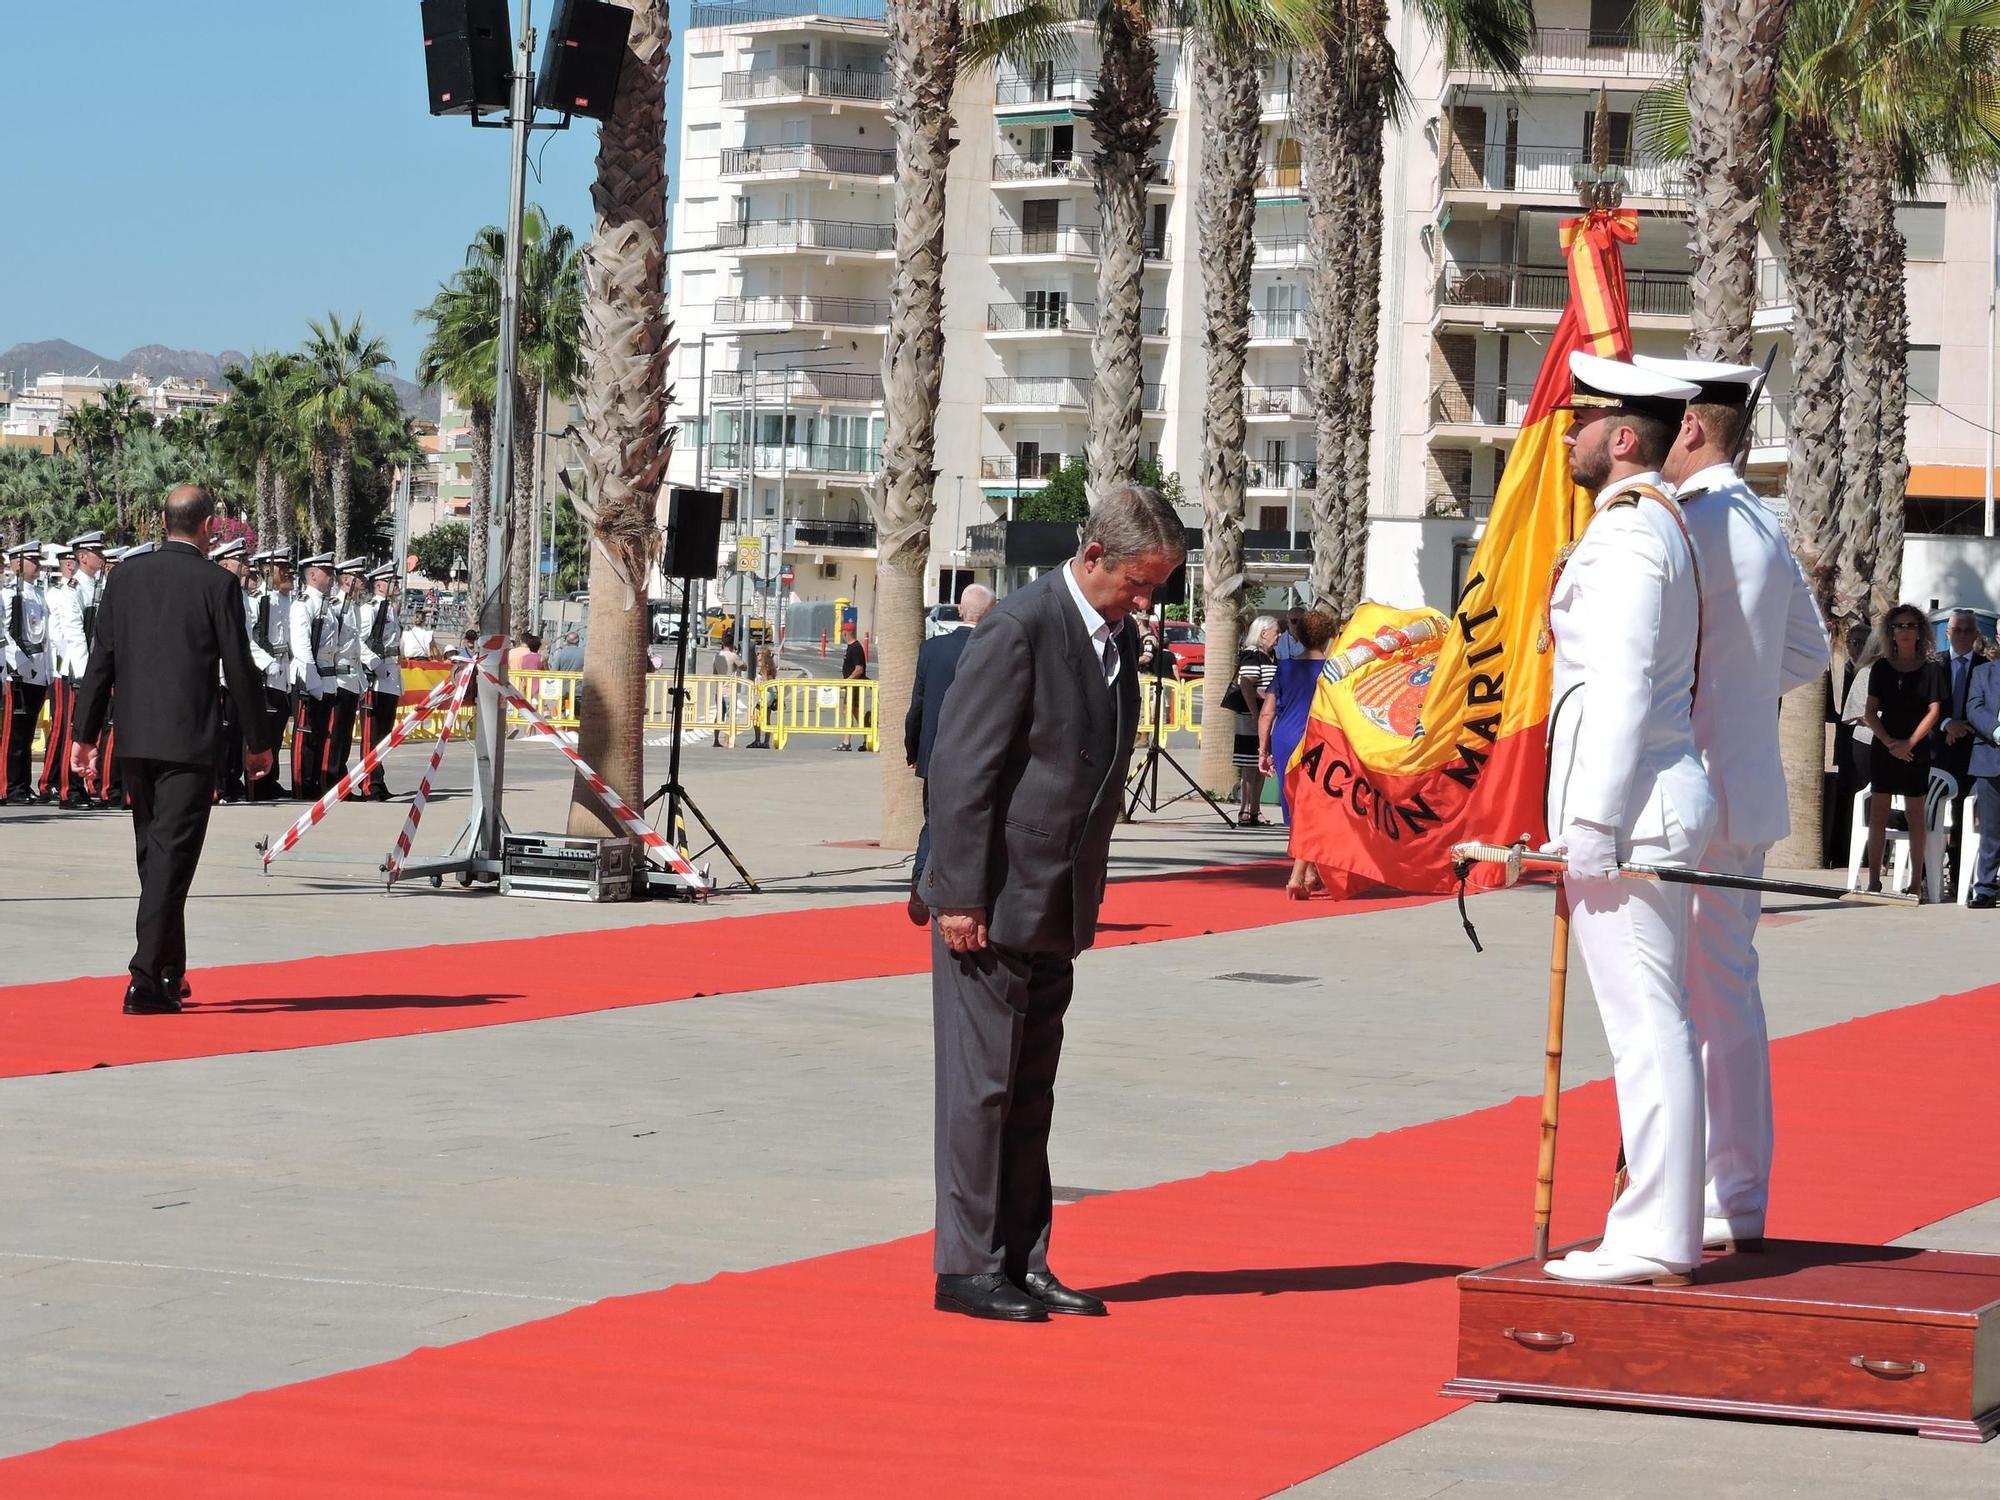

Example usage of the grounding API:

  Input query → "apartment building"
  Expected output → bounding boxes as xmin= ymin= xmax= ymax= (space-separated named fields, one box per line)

xmin=668 ymin=1 xmax=2000 ymax=634
xmin=0 ymin=370 xmax=229 ymax=441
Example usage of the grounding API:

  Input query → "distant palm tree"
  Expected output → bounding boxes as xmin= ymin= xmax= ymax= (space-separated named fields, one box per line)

xmin=218 ymin=353 xmax=293 ymax=546
xmin=56 ymin=401 xmax=111 ymax=524
xmin=296 ymin=313 xmax=399 ymax=562
xmin=97 ymin=382 xmax=151 ymax=537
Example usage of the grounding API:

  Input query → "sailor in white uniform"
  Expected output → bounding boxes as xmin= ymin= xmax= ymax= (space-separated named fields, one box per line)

xmin=327 ymin=556 xmax=370 ymax=783
xmin=1541 ymin=352 xmax=1718 ymax=1286
xmin=290 ymin=554 xmax=341 ymax=798
xmin=247 ymin=552 xmax=294 ymax=801
xmin=43 ymin=532 xmax=107 ymax=807
xmin=3 ymin=540 xmax=53 ymax=804
xmin=357 ymin=563 xmax=403 ymax=801
xmin=1637 ymin=354 xmax=1831 ymax=1253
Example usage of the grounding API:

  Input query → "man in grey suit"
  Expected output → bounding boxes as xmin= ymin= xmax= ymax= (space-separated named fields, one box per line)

xmin=919 ymin=484 xmax=1186 ymax=1321
xmin=1965 ymin=655 xmax=2000 ymax=908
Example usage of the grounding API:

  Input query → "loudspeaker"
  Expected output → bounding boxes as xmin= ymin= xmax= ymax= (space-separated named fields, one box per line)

xmin=535 ymin=0 xmax=632 ymax=120
xmin=421 ymin=0 xmax=513 ymax=116
xmin=663 ymin=487 xmax=725 ymax=579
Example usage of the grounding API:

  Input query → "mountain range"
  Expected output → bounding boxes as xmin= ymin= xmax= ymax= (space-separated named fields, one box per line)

xmin=0 ymin=338 xmax=432 ymax=419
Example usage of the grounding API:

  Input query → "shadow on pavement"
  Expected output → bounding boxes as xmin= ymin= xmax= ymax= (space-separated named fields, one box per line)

xmin=192 ymin=992 xmax=521 ymax=1015
xmin=1091 ymin=1260 xmax=1471 ymax=1302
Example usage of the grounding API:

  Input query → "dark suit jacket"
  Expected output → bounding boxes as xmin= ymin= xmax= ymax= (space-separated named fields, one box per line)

xmin=1969 ymin=659 xmax=2000 ymax=782
xmin=919 ymin=566 xmax=1140 ymax=955
xmin=74 ymin=539 xmax=270 ymax=765
xmin=905 ymin=626 xmax=974 ymax=779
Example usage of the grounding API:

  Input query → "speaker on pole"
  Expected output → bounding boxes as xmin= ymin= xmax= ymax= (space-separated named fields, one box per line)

xmin=664 ymin=488 xmax=725 ymax=580
xmin=420 ymin=0 xmax=513 ymax=116
xmin=535 ymin=0 xmax=633 ymax=120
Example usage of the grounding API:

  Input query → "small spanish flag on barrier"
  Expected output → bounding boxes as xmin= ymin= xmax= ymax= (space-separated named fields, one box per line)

xmin=1285 ymin=207 xmax=1641 ymax=895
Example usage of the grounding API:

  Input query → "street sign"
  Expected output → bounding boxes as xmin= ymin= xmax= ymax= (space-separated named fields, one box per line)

xmin=735 ymin=534 xmax=764 ymax=575
xmin=718 ymin=571 xmax=757 ymax=607
xmin=779 ymin=567 xmax=795 ymax=588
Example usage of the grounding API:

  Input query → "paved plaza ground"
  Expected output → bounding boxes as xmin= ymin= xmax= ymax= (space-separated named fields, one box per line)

xmin=1 ymin=740 xmax=1996 ymax=1494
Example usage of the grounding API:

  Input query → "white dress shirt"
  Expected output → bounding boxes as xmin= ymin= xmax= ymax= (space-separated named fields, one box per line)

xmin=1061 ymin=558 xmax=1120 ymax=684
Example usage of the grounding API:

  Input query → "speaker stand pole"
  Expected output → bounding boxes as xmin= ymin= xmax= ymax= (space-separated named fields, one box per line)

xmin=643 ymin=580 xmax=758 ymax=892
xmin=1125 ymin=676 xmax=1236 ymax=828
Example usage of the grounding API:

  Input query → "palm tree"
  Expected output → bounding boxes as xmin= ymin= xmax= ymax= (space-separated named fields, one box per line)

xmin=218 ymin=352 xmax=293 ymax=547
xmin=418 ymin=242 xmax=501 ymax=618
xmin=510 ymin=214 xmax=585 ymax=638
xmin=1194 ymin=42 xmax=1265 ymax=796
xmin=56 ymin=401 xmax=111 ymax=522
xmin=568 ymin=0 xmax=672 ymax=836
xmin=1296 ymin=0 xmax=1529 ymax=621
xmin=98 ymin=382 xmax=150 ymax=537
xmin=296 ymin=313 xmax=399 ymax=563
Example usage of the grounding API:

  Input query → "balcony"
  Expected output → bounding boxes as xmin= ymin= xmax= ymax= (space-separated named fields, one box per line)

xmin=1430 ymin=381 xmax=1528 ymax=429
xmin=712 ymin=294 xmax=889 ymax=329
xmin=1436 ymin=262 xmax=1692 ymax=321
xmin=720 ymin=64 xmax=888 ymax=105
xmin=1254 ymin=163 xmax=1305 ymax=195
xmin=1749 ymin=399 xmax=1793 ymax=456
xmin=980 ymin=453 xmax=1068 ymax=485
xmin=788 ymin=517 xmax=878 ymax=550
xmin=1462 ymin=27 xmax=1671 ymax=80
xmin=1252 ymin=235 xmax=1311 ymax=269
xmin=711 ymin=218 xmax=895 ymax=255
xmin=1756 ymin=258 xmax=1790 ymax=307
xmin=965 ymin=519 xmax=1093 ymax=569
xmin=995 ymin=70 xmax=1097 ymax=107
xmin=1244 ymin=384 xmax=1313 ymax=419
xmin=692 ymin=0 xmax=887 ymax=25
xmin=1261 ymin=83 xmax=1295 ymax=117
xmin=988 ymin=226 xmax=1171 ymax=260
xmin=992 ymin=152 xmax=1091 ymax=184
xmin=1248 ymin=308 xmax=1305 ymax=341
xmin=983 ymin=377 xmax=1165 ymax=412
xmin=1427 ymin=492 xmax=1498 ymax=520
xmin=709 ymin=368 xmax=884 ymax=404
xmin=1440 ymin=145 xmax=1688 ymax=204
xmin=1247 ymin=459 xmax=1316 ymax=490
xmin=985 ymin=301 xmax=1169 ymax=337
xmin=707 ymin=441 xmax=883 ymax=477
xmin=719 ymin=143 xmax=896 ymax=179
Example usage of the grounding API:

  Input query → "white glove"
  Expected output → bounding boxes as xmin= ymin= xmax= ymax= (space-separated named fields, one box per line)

xmin=1541 ymin=819 xmax=1619 ymax=881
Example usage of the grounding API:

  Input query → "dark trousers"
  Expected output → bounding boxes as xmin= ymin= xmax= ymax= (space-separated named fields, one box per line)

xmin=363 ymin=690 xmax=399 ymax=794
xmin=3 ymin=678 xmax=48 ymax=800
xmin=328 ymin=688 xmax=360 ymax=783
xmin=912 ymin=781 xmax=931 ymax=891
xmin=124 ymin=758 xmax=214 ymax=989
xmin=215 ymin=689 xmax=246 ymax=802
xmin=1975 ymin=774 xmax=2000 ymax=900
xmin=37 ymin=676 xmax=85 ymax=803
xmin=294 ymin=691 xmax=334 ymax=798
xmin=250 ymin=686 xmax=290 ymax=801
xmin=1939 ymin=740 xmax=1974 ymax=885
xmin=932 ymin=931 xmax=1074 ymax=1277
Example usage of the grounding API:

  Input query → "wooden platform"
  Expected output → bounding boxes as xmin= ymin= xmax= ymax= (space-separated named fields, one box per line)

xmin=1443 ymin=1239 xmax=2000 ymax=1442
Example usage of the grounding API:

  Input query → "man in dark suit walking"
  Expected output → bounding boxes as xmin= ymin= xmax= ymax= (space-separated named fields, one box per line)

xmin=904 ymin=583 xmax=994 ymax=925
xmin=919 ymin=484 xmax=1185 ymax=1322
xmin=72 ymin=486 xmax=273 ymax=1015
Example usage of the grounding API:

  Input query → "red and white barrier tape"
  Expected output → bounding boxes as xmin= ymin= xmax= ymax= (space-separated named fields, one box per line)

xmin=383 ymin=661 xmax=480 ymax=888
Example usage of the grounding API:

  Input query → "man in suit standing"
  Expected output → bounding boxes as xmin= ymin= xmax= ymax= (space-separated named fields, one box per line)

xmin=72 ymin=487 xmax=273 ymax=1014
xmin=904 ymin=583 xmax=994 ymax=925
xmin=1965 ymin=655 xmax=2000 ymax=908
xmin=1935 ymin=609 xmax=1986 ymax=882
xmin=920 ymin=484 xmax=1185 ymax=1322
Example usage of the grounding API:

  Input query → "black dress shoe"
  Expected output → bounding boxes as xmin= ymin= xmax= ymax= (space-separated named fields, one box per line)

xmin=1971 ymin=893 xmax=1997 ymax=909
xmin=1017 ymin=1270 xmax=1107 ymax=1317
xmin=934 ymin=1273 xmax=1048 ymax=1322
xmin=123 ymin=979 xmax=182 ymax=1016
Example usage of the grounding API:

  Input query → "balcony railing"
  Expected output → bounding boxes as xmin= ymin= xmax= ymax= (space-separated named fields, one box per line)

xmin=708 ymin=442 xmax=883 ymax=475
xmin=1430 ymin=382 xmax=1529 ymax=427
xmin=1440 ymin=144 xmax=1689 ymax=202
xmin=988 ymin=226 xmax=1170 ymax=259
xmin=1248 ymin=308 xmax=1305 ymax=340
xmin=1252 ymin=236 xmax=1311 ymax=268
xmin=1245 ymin=384 xmax=1313 ymax=418
xmin=720 ymin=143 xmax=896 ymax=177
xmin=710 ymin=368 xmax=884 ymax=403
xmin=1515 ymin=27 xmax=1671 ymax=78
xmin=1437 ymin=262 xmax=1692 ymax=319
xmin=1756 ymin=257 xmax=1791 ymax=308
xmin=1246 ymin=459 xmax=1317 ymax=489
xmin=1255 ymin=163 xmax=1306 ymax=192
xmin=995 ymin=70 xmax=1098 ymax=105
xmin=720 ymin=64 xmax=888 ymax=104
xmin=712 ymin=218 xmax=895 ymax=253
xmin=789 ymin=518 xmax=878 ymax=549
xmin=1751 ymin=400 xmax=1793 ymax=449
xmin=985 ymin=301 xmax=1168 ymax=336
xmin=980 ymin=453 xmax=1068 ymax=482
xmin=992 ymin=152 xmax=1092 ymax=183
xmin=693 ymin=1 xmax=885 ymax=26
xmin=712 ymin=294 xmax=889 ymax=327
xmin=983 ymin=378 xmax=1164 ymax=410
xmin=1261 ymin=85 xmax=1295 ymax=115
xmin=1427 ymin=491 xmax=1497 ymax=520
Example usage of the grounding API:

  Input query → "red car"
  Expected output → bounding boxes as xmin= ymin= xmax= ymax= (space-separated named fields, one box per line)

xmin=1162 ymin=621 xmax=1205 ymax=678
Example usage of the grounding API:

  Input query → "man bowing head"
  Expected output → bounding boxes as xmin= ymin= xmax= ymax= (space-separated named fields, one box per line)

xmin=921 ymin=483 xmax=1185 ymax=1321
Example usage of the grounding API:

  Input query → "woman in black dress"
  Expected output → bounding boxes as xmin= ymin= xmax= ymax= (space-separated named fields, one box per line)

xmin=1862 ymin=602 xmax=1947 ymax=896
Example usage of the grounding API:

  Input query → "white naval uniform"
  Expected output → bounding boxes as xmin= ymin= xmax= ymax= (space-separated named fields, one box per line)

xmin=47 ymin=573 xmax=100 ymax=681
xmin=331 ymin=592 xmax=368 ymax=700
xmin=251 ymin=588 xmax=293 ymax=692
xmin=358 ymin=598 xmax=403 ymax=698
xmin=1674 ymin=462 xmax=1830 ymax=1236
xmin=1547 ymin=469 xmax=1718 ymax=1268
xmin=2 ymin=576 xmax=52 ymax=687
xmin=289 ymin=587 xmax=338 ymax=698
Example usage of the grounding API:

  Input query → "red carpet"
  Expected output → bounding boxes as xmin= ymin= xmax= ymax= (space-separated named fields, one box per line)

xmin=6 ymin=983 xmax=1996 ymax=1496
xmin=0 ymin=864 xmax=1426 ymax=1078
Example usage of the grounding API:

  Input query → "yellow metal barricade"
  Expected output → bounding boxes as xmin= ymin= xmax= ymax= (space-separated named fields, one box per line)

xmin=1137 ymin=677 xmax=1202 ymax=740
xmin=760 ymin=678 xmax=879 ymax=750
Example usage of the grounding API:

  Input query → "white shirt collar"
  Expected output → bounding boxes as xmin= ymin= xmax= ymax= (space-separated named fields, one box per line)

xmin=1592 ymin=470 xmax=1664 ymax=513
xmin=1674 ymin=461 xmax=1739 ymax=497
xmin=1062 ymin=557 xmax=1111 ymax=642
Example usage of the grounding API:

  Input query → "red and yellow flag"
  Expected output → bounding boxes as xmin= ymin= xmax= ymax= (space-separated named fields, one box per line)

xmin=1285 ymin=208 xmax=1641 ymax=894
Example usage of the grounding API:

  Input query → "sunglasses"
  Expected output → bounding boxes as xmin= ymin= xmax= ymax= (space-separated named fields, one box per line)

xmin=1892 ymin=623 xmax=1921 ymax=633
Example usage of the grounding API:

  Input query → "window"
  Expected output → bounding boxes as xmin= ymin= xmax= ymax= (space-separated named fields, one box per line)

xmin=1588 ymin=0 xmax=1638 ymax=43
xmin=1907 ymin=344 xmax=1941 ymax=405
xmin=687 ymin=122 xmax=721 ymax=162
xmin=688 ymin=51 xmax=723 ymax=89
xmin=1896 ymin=203 xmax=1947 ymax=261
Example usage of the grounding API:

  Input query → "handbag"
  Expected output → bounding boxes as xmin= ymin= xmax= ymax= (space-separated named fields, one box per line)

xmin=1219 ymin=680 xmax=1248 ymax=715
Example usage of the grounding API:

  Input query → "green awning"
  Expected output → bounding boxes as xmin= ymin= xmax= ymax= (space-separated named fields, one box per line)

xmin=1000 ymin=109 xmax=1077 ymax=126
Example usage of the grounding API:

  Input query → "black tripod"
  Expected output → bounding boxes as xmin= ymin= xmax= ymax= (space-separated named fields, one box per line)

xmin=1124 ymin=657 xmax=1235 ymax=826
xmin=641 ymin=580 xmax=757 ymax=893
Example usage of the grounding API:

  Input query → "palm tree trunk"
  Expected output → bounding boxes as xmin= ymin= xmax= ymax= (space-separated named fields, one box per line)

xmin=1843 ymin=139 xmax=1908 ymax=626
xmin=332 ymin=436 xmax=354 ymax=562
xmin=274 ymin=468 xmax=295 ymax=552
xmin=569 ymin=0 xmax=672 ymax=837
xmin=1333 ymin=7 xmax=1391 ymax=621
xmin=509 ymin=378 xmax=536 ymax=640
xmin=466 ymin=403 xmax=494 ymax=619
xmin=1195 ymin=43 xmax=1261 ymax=796
xmin=1085 ymin=0 xmax=1163 ymax=506
xmin=253 ymin=453 xmax=274 ymax=552
xmin=873 ymin=0 xmax=961 ymax=848
xmin=1685 ymin=0 xmax=1790 ymax=361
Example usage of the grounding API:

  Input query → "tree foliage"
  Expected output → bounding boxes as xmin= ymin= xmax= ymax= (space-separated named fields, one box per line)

xmin=410 ymin=520 xmax=471 ymax=584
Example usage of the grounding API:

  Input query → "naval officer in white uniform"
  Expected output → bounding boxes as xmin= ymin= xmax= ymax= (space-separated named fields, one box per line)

xmin=1638 ymin=354 xmax=1831 ymax=1252
xmin=1541 ymin=352 xmax=1717 ymax=1287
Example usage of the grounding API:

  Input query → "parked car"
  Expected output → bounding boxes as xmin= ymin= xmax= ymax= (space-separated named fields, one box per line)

xmin=1930 ymin=605 xmax=1999 ymax=654
xmin=1162 ymin=621 xmax=1205 ymax=678
xmin=925 ymin=602 xmax=967 ymax=638
xmin=704 ymin=605 xmax=772 ymax=646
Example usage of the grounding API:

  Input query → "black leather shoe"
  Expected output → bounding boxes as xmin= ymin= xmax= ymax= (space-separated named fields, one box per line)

xmin=1017 ymin=1270 xmax=1107 ymax=1317
xmin=1971 ymin=893 xmax=1997 ymax=909
xmin=123 ymin=979 xmax=182 ymax=1016
xmin=162 ymin=973 xmax=193 ymax=1002
xmin=934 ymin=1273 xmax=1048 ymax=1322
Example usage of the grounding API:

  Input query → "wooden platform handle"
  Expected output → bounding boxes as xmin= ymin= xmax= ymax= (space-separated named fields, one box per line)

xmin=1504 ymin=1327 xmax=1575 ymax=1349
xmin=1850 ymin=1355 xmax=1925 ymax=1378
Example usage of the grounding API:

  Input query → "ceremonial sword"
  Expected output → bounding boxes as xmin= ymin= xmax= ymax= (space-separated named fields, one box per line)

xmin=1450 ymin=839 xmax=1920 ymax=908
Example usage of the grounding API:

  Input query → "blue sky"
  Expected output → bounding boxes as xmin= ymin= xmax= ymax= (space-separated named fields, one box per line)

xmin=0 ymin=1 xmax=686 ymax=381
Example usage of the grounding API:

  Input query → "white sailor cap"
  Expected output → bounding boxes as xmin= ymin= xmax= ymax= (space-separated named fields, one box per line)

xmin=367 ymin=562 xmax=398 ymax=582
xmin=54 ymin=544 xmax=77 ymax=561
xmin=299 ymin=552 xmax=336 ymax=569
xmin=336 ymin=555 xmax=369 ymax=575
xmin=209 ymin=537 xmax=247 ymax=562
xmin=1560 ymin=352 xmax=1699 ymax=423
xmin=1631 ymin=354 xmax=1763 ymax=408
xmin=6 ymin=540 xmax=44 ymax=560
xmin=122 ymin=542 xmax=158 ymax=559
xmin=68 ymin=530 xmax=107 ymax=555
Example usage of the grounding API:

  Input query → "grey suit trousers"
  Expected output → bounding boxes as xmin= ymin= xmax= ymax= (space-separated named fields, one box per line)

xmin=931 ymin=928 xmax=1075 ymax=1276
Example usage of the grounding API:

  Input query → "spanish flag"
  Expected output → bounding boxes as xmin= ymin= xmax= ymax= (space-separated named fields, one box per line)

xmin=1285 ymin=207 xmax=1641 ymax=894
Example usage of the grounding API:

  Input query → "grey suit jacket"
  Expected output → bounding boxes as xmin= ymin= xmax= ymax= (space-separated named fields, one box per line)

xmin=919 ymin=566 xmax=1141 ymax=955
xmin=1968 ymin=659 xmax=2000 ymax=781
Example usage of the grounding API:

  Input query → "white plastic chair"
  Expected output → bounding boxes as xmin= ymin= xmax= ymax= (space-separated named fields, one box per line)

xmin=1846 ymin=771 xmax=1954 ymax=897
xmin=1957 ymin=790 xmax=1983 ymax=905
xmin=1846 ymin=785 xmax=1912 ymax=894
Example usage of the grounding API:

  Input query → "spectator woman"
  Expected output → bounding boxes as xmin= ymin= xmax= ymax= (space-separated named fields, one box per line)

xmin=749 ymin=646 xmax=779 ymax=749
xmin=1862 ymin=602 xmax=1947 ymax=897
xmin=1259 ymin=609 xmax=1338 ymax=896
xmin=1232 ymin=615 xmax=1280 ymax=825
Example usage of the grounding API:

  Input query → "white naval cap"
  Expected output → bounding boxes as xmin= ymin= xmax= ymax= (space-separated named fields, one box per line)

xmin=367 ymin=562 xmax=398 ymax=582
xmin=299 ymin=551 xmax=336 ymax=569
xmin=68 ymin=530 xmax=106 ymax=554
xmin=1560 ymin=352 xmax=1699 ymax=422
xmin=6 ymin=540 xmax=44 ymax=560
xmin=209 ymin=537 xmax=247 ymax=562
xmin=336 ymin=555 xmax=369 ymax=575
xmin=1631 ymin=354 xmax=1762 ymax=408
